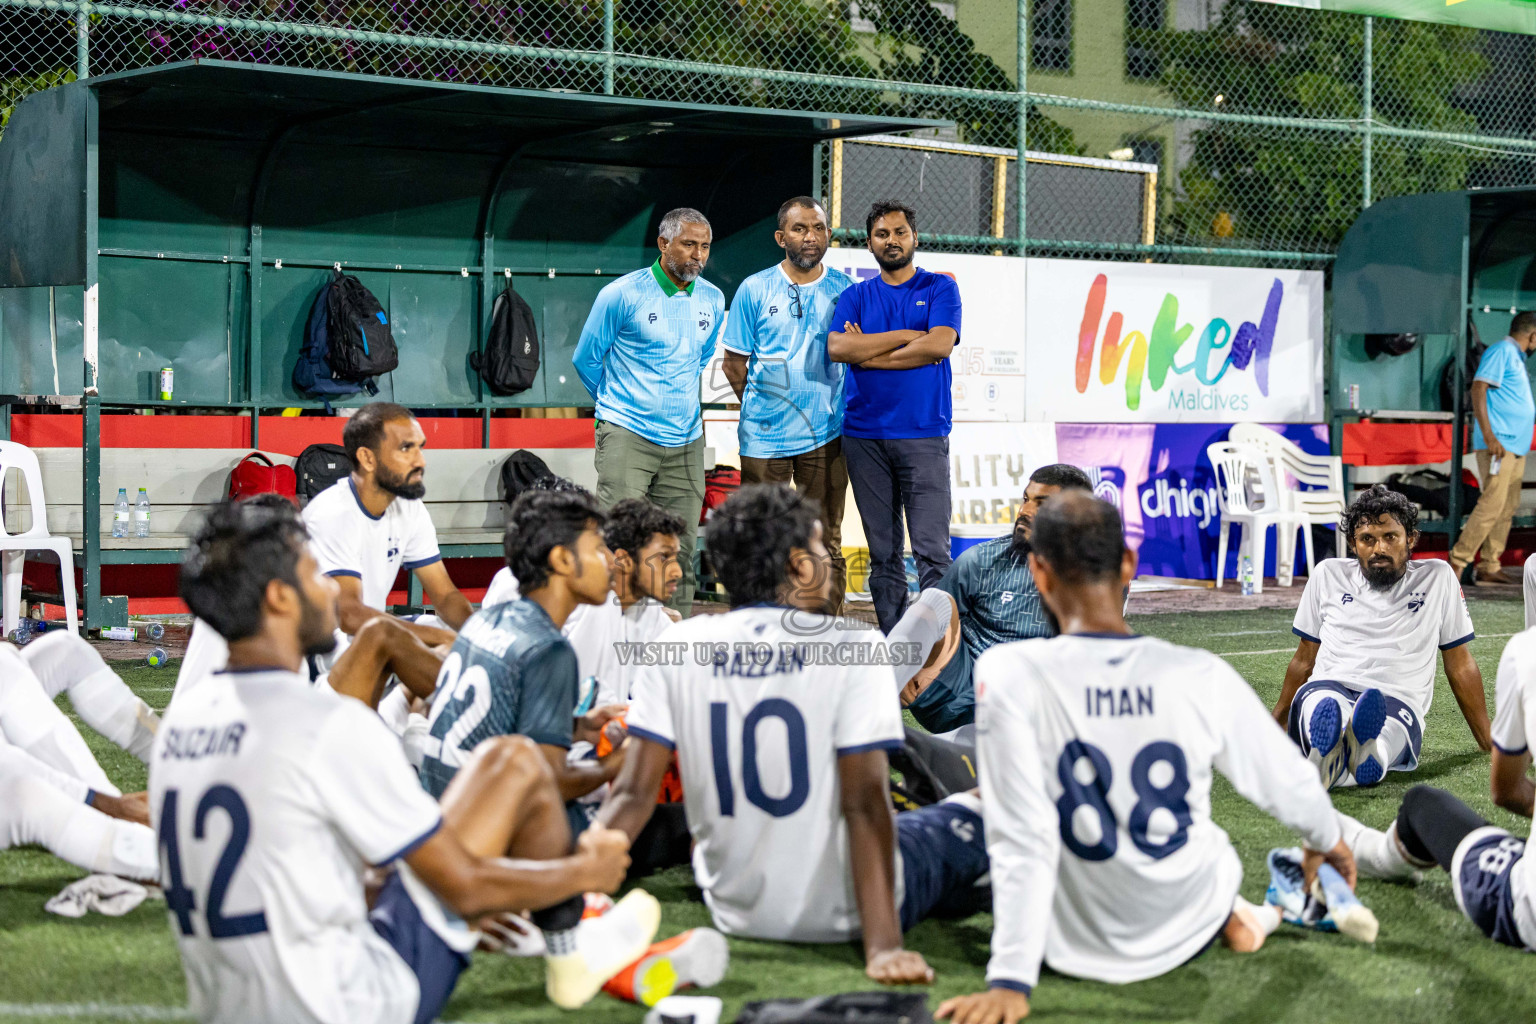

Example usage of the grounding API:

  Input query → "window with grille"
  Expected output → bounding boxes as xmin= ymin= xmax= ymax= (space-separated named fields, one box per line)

xmin=1032 ymin=0 xmax=1072 ymax=72
xmin=1125 ymin=0 xmax=1164 ymax=80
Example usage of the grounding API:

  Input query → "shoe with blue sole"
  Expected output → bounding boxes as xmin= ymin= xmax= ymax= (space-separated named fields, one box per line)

xmin=1311 ymin=860 xmax=1379 ymax=944
xmin=1346 ymin=688 xmax=1387 ymax=787
xmin=1264 ymin=848 xmax=1379 ymax=943
xmin=1307 ymin=696 xmax=1347 ymax=789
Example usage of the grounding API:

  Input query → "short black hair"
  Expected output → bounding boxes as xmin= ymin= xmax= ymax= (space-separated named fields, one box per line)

xmin=1031 ymin=492 xmax=1127 ymax=585
xmin=777 ymin=196 xmax=825 ymax=231
xmin=604 ymin=498 xmax=686 ymax=558
xmin=1513 ymin=311 xmax=1536 ymax=336
xmin=180 ymin=497 xmax=309 ymax=643
xmin=504 ymin=489 xmax=605 ymax=592
xmin=342 ymin=402 xmax=415 ymax=466
xmin=1341 ymin=484 xmax=1419 ymax=547
xmin=865 ymin=199 xmax=917 ymax=238
xmin=1029 ymin=463 xmax=1094 ymax=491
xmin=706 ymin=484 xmax=821 ymax=608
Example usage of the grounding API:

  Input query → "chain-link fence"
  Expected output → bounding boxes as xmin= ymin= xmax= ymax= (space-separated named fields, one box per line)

xmin=6 ymin=0 xmax=1536 ymax=267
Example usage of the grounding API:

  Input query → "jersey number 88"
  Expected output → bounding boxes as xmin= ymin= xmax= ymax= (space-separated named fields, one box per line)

xmin=1055 ymin=740 xmax=1192 ymax=861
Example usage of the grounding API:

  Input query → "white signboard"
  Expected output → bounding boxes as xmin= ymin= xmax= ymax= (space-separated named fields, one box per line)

xmin=947 ymin=421 xmax=1059 ymax=525
xmin=1024 ymin=258 xmax=1324 ymax=423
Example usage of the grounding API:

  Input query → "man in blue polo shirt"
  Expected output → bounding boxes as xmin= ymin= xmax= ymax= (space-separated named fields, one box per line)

xmin=574 ymin=207 xmax=725 ymax=617
xmin=829 ymin=200 xmax=962 ymax=633
xmin=722 ymin=197 xmax=854 ymax=610
xmin=1450 ymin=310 xmax=1536 ymax=585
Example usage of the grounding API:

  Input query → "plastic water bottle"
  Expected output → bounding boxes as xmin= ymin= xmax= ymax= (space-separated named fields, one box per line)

xmin=147 ymin=622 xmax=165 ymax=641
xmin=112 ymin=488 xmax=130 ymax=539
xmin=7 ymin=619 xmax=45 ymax=646
xmin=1241 ymin=555 xmax=1255 ymax=596
xmin=133 ymin=488 xmax=151 ymax=538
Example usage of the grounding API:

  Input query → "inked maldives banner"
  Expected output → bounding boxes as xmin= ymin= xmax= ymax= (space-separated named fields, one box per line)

xmin=1024 ymin=259 xmax=1324 ymax=424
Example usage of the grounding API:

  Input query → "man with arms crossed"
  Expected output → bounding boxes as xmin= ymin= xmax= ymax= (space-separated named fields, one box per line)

xmin=723 ymin=197 xmax=853 ymax=610
xmin=154 ymin=498 xmax=658 ymax=1023
xmin=600 ymin=484 xmax=990 ymax=985
xmin=1275 ymin=485 xmax=1490 ymax=789
xmin=938 ymin=493 xmax=1354 ymax=1024
xmin=829 ymin=200 xmax=962 ymax=633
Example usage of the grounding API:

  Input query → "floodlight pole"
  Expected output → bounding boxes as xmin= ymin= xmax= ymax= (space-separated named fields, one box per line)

xmin=1362 ymin=16 xmax=1373 ymax=209
xmin=1016 ymin=0 xmax=1027 ymax=256
xmin=75 ymin=1 xmax=89 ymax=80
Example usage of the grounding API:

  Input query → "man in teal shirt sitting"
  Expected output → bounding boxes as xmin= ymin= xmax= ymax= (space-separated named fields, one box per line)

xmin=1451 ymin=312 xmax=1536 ymax=585
xmin=573 ymin=208 xmax=725 ymax=617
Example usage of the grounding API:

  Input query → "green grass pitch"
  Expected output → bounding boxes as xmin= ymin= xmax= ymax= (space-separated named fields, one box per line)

xmin=2 ymin=600 xmax=1532 ymax=1023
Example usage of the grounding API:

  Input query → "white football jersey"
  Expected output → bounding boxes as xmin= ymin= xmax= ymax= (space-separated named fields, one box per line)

xmin=150 ymin=668 xmax=455 ymax=1024
xmin=303 ymin=479 xmax=441 ymax=610
xmin=1523 ymin=554 xmax=1536 ymax=631
xmin=1293 ymin=557 xmax=1473 ymax=718
xmin=975 ymin=633 xmax=1340 ymax=989
xmin=482 ymin=566 xmax=520 ymax=609
xmin=1488 ymin=630 xmax=1536 ymax=949
xmin=171 ymin=619 xmax=228 ymax=705
xmin=625 ymin=607 xmax=904 ymax=942
xmin=568 ymin=596 xmax=675 ymax=706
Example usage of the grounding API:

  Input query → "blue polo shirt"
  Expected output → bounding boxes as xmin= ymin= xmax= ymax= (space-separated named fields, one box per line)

xmin=829 ymin=268 xmax=962 ymax=439
xmin=1472 ymin=336 xmax=1535 ymax=456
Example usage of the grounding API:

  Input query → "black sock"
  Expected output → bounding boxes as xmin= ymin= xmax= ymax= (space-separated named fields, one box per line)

xmin=1396 ymin=785 xmax=1489 ymax=871
xmin=532 ymin=893 xmax=585 ymax=955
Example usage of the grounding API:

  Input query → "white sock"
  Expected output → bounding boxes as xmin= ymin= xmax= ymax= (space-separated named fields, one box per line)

xmin=1337 ymin=811 xmax=1423 ymax=880
xmin=0 ymin=772 xmax=157 ymax=880
xmin=0 ymin=739 xmax=93 ymax=804
xmin=23 ymin=632 xmax=160 ymax=762
xmin=0 ymin=647 xmax=118 ymax=795
xmin=1234 ymin=894 xmax=1282 ymax=936
xmin=886 ymin=589 xmax=955 ymax=689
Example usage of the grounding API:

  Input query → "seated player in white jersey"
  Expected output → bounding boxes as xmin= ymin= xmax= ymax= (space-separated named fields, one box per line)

xmin=936 ymin=492 xmax=1355 ymax=1024
xmin=303 ymin=401 xmax=473 ymax=647
xmin=1273 ymin=485 xmax=1490 ymax=789
xmin=156 ymin=497 xmax=660 ymax=1023
xmin=1524 ymin=552 xmax=1536 ymax=630
xmin=600 ymin=484 xmax=991 ymax=987
xmin=1341 ymin=626 xmax=1536 ymax=955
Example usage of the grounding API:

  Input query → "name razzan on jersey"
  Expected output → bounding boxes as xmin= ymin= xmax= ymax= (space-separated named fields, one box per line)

xmin=624 ymin=607 xmax=906 ymax=942
xmin=975 ymin=634 xmax=1339 ymax=989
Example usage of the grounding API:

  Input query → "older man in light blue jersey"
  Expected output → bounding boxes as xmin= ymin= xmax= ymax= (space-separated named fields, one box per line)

xmin=574 ymin=207 xmax=725 ymax=617
xmin=722 ymin=197 xmax=854 ymax=610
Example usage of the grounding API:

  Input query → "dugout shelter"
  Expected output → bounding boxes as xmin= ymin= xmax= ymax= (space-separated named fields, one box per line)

xmin=0 ymin=60 xmax=939 ymax=627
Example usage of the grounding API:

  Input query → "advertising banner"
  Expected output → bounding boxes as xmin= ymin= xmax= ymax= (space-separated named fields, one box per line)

xmin=1025 ymin=259 xmax=1325 ymax=424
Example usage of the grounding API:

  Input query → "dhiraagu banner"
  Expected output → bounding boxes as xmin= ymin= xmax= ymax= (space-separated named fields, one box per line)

xmin=1023 ymin=258 xmax=1325 ymax=424
xmin=1255 ymin=0 xmax=1536 ymax=35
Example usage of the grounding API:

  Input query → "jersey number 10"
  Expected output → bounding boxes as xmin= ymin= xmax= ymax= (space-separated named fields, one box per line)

xmin=709 ymin=699 xmax=810 ymax=818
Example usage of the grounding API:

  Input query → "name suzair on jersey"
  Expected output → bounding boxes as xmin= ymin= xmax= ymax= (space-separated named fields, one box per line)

xmin=150 ymin=669 xmax=454 ymax=1024
xmin=974 ymin=634 xmax=1339 ymax=990
xmin=1293 ymin=558 xmax=1474 ymax=718
xmin=1488 ymin=630 xmax=1536 ymax=950
xmin=418 ymin=599 xmax=578 ymax=798
xmin=302 ymin=479 xmax=441 ymax=610
xmin=625 ymin=608 xmax=905 ymax=942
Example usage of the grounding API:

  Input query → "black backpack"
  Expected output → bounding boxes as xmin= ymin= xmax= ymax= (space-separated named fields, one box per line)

xmin=500 ymin=450 xmax=555 ymax=504
xmin=293 ymin=278 xmax=372 ymax=405
xmin=471 ymin=285 xmax=540 ymax=396
xmin=325 ymin=271 xmax=399 ymax=382
xmin=294 ymin=443 xmax=353 ymax=503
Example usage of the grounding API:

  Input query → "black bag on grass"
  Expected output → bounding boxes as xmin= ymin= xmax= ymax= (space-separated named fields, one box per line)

xmin=294 ymin=443 xmax=352 ymax=503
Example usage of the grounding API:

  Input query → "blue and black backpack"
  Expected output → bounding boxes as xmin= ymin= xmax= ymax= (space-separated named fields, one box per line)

xmin=293 ymin=271 xmax=397 ymax=404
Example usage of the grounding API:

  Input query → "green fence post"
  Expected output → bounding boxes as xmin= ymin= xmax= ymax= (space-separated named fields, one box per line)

xmin=82 ymin=85 xmax=100 ymax=633
xmin=603 ymin=0 xmax=615 ymax=95
xmin=1362 ymin=16 xmax=1373 ymax=209
xmin=1016 ymin=0 xmax=1027 ymax=256
xmin=75 ymin=1 xmax=89 ymax=80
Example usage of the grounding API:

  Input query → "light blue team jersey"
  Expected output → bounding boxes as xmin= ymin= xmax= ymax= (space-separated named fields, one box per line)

xmin=721 ymin=264 xmax=853 ymax=459
xmin=1472 ymin=336 xmax=1536 ymax=456
xmin=573 ymin=262 xmax=725 ymax=447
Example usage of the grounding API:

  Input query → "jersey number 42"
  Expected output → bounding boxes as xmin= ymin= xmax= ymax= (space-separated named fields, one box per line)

xmin=159 ymin=786 xmax=268 ymax=939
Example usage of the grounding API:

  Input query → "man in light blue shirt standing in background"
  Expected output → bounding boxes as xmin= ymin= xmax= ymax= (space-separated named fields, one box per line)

xmin=721 ymin=197 xmax=854 ymax=610
xmin=1451 ymin=311 xmax=1536 ymax=585
xmin=574 ymin=207 xmax=725 ymax=616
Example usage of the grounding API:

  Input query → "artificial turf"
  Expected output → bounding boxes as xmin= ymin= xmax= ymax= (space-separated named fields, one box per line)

xmin=1 ymin=598 xmax=1531 ymax=1023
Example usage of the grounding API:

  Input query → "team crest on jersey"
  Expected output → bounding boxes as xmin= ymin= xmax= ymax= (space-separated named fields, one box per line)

xmin=387 ymin=539 xmax=400 ymax=561
xmin=699 ymin=316 xmax=712 ymax=331
xmin=1340 ymin=593 xmax=1354 ymax=605
xmin=1406 ymin=592 xmax=1426 ymax=614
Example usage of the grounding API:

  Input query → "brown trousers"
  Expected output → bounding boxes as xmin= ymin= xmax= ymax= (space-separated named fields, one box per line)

xmin=1450 ymin=449 xmax=1526 ymax=574
xmin=740 ymin=436 xmax=849 ymax=613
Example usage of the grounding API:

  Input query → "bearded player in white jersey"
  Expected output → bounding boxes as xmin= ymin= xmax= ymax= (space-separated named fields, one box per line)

xmin=599 ymin=483 xmax=990 ymax=986
xmin=937 ymin=492 xmax=1356 ymax=1024
xmin=153 ymin=497 xmax=660 ymax=1024
xmin=1274 ymin=485 xmax=1490 ymax=789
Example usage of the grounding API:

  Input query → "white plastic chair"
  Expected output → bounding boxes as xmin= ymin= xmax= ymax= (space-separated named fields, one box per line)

xmin=1229 ymin=423 xmax=1346 ymax=576
xmin=1207 ymin=441 xmax=1310 ymax=593
xmin=0 ymin=441 xmax=78 ymax=636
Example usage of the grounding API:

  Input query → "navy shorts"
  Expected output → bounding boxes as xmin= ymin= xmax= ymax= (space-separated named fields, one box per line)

xmin=907 ymin=643 xmax=976 ymax=734
xmin=369 ymin=872 xmax=472 ymax=1024
xmin=897 ymin=798 xmax=990 ymax=932
xmin=1285 ymin=679 xmax=1423 ymax=771
xmin=1452 ymin=826 xmax=1530 ymax=950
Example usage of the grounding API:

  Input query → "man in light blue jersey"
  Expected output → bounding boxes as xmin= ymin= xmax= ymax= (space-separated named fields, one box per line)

xmin=574 ymin=208 xmax=726 ymax=617
xmin=722 ymin=197 xmax=854 ymax=610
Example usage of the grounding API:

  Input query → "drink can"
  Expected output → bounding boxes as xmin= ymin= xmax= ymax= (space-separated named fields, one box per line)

xmin=1347 ymin=384 xmax=1360 ymax=411
xmin=159 ymin=367 xmax=174 ymax=401
xmin=101 ymin=626 xmax=138 ymax=641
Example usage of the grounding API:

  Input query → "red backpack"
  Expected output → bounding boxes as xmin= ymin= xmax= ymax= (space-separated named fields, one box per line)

xmin=228 ymin=453 xmax=298 ymax=505
xmin=700 ymin=465 xmax=741 ymax=524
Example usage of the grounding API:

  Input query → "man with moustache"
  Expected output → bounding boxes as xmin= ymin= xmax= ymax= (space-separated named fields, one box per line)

xmin=902 ymin=464 xmax=1092 ymax=736
xmin=1274 ymin=485 xmax=1492 ymax=790
xmin=574 ymin=208 xmax=725 ymax=618
xmin=722 ymin=197 xmax=854 ymax=611
xmin=829 ymin=200 xmax=963 ymax=634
